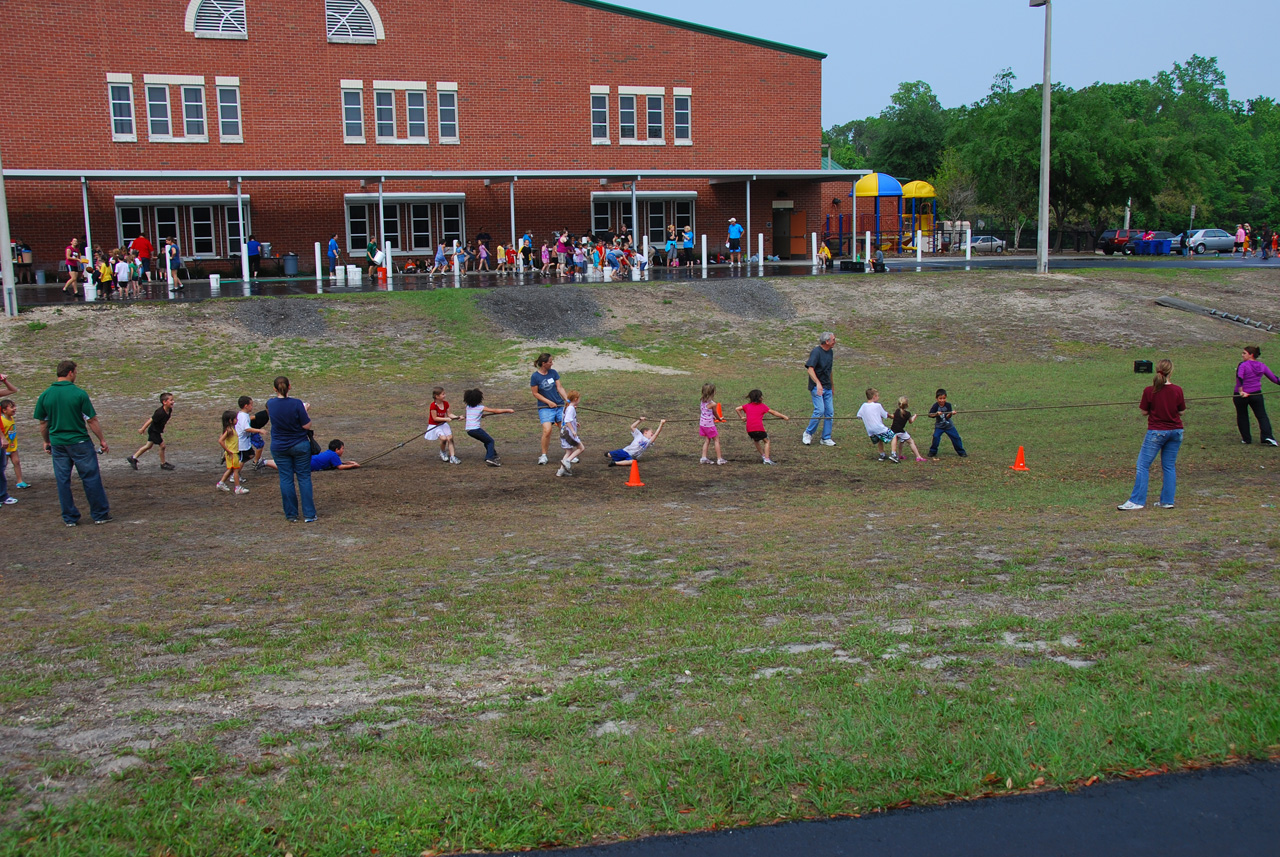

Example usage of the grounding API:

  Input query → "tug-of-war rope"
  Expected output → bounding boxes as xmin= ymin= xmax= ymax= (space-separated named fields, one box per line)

xmin=352 ymin=393 xmax=1269 ymax=467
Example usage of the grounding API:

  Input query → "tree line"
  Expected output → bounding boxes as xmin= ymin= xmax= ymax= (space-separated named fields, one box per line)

xmin=823 ymin=56 xmax=1279 ymax=249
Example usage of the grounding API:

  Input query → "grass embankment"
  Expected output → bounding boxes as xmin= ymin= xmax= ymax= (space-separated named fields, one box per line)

xmin=1 ymin=273 xmax=1277 ymax=855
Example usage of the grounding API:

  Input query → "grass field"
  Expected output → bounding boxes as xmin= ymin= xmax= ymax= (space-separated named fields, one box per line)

xmin=1 ymin=269 xmax=1278 ymax=855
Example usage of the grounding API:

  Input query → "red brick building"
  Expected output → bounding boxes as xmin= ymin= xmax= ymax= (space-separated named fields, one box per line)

xmin=1 ymin=0 xmax=859 ymax=274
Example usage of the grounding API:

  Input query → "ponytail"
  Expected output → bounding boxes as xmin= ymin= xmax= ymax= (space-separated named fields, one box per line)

xmin=1153 ymin=359 xmax=1173 ymax=389
xmin=273 ymin=375 xmax=290 ymax=397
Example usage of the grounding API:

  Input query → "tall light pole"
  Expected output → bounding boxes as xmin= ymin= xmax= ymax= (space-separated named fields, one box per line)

xmin=1031 ymin=0 xmax=1051 ymax=274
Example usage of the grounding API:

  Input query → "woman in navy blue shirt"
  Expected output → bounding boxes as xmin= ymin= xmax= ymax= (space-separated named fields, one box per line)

xmin=265 ymin=376 xmax=316 ymax=522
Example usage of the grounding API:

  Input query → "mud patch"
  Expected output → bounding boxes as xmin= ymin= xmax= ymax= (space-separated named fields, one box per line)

xmin=231 ymin=299 xmax=327 ymax=339
xmin=693 ymin=280 xmax=794 ymax=320
xmin=478 ymin=286 xmax=603 ymax=339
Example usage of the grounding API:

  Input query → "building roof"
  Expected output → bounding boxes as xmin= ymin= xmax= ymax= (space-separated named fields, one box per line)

xmin=562 ymin=0 xmax=826 ymax=60
xmin=3 ymin=168 xmax=867 ymax=183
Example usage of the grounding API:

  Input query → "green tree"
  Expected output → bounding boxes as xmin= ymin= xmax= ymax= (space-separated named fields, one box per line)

xmin=869 ymin=81 xmax=949 ymax=180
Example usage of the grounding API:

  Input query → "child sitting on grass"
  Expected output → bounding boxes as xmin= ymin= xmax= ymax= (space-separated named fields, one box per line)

xmin=856 ymin=387 xmax=896 ymax=461
xmin=735 ymin=389 xmax=789 ymax=465
xmin=890 ymin=396 xmax=925 ymax=462
xmin=263 ymin=439 xmax=361 ymax=472
xmin=606 ymin=417 xmax=666 ymax=465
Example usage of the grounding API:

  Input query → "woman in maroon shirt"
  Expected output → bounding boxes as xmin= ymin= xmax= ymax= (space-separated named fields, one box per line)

xmin=1119 ymin=359 xmax=1185 ymax=510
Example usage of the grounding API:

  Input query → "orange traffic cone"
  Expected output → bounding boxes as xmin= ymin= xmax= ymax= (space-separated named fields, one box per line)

xmin=625 ymin=460 xmax=645 ymax=487
xmin=1009 ymin=446 xmax=1029 ymax=471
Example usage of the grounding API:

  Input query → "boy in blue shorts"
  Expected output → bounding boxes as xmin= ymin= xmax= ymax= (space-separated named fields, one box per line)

xmin=856 ymin=387 xmax=896 ymax=461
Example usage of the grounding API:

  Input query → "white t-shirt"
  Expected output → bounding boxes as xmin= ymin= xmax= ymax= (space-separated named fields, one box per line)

xmin=114 ymin=260 xmax=131 ymax=282
xmin=856 ymin=401 xmax=890 ymax=436
xmin=465 ymin=404 xmax=485 ymax=431
xmin=235 ymin=410 xmax=253 ymax=451
xmin=560 ymin=402 xmax=580 ymax=447
xmin=622 ymin=428 xmax=651 ymax=458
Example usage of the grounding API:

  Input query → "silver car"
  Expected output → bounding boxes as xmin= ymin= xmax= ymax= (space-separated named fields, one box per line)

xmin=962 ymin=235 xmax=1006 ymax=254
xmin=1189 ymin=228 xmax=1235 ymax=255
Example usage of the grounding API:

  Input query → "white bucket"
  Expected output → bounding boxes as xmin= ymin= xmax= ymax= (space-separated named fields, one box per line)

xmin=84 ymin=282 xmax=97 ymax=302
xmin=346 ymin=265 xmax=361 ymax=284
xmin=208 ymin=273 xmax=220 ymax=293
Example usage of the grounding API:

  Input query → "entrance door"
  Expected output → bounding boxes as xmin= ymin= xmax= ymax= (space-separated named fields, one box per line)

xmin=790 ymin=209 xmax=808 ymax=258
xmin=773 ymin=211 xmax=791 ymax=260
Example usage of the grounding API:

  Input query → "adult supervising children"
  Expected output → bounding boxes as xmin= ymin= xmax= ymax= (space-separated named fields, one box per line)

xmin=1234 ymin=346 xmax=1279 ymax=446
xmin=33 ymin=360 xmax=111 ymax=526
xmin=266 ymin=376 xmax=316 ymax=523
xmin=1118 ymin=359 xmax=1185 ymax=511
xmin=531 ymin=353 xmax=569 ymax=465
xmin=802 ymin=332 xmax=837 ymax=446
xmin=727 ymin=218 xmax=745 ymax=266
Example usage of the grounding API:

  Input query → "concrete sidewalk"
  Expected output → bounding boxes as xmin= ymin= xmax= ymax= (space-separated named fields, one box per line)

xmin=510 ymin=760 xmax=1280 ymax=857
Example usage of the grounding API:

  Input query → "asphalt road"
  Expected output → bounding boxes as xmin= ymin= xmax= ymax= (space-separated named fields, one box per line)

xmin=509 ymin=761 xmax=1280 ymax=857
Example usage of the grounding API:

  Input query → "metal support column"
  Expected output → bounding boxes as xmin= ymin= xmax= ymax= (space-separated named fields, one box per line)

xmin=377 ymin=177 xmax=385 ymax=265
xmin=509 ymin=178 xmax=516 ymax=252
xmin=237 ymin=178 xmax=250 ymax=283
xmin=745 ymin=179 xmax=752 ymax=263
xmin=0 ymin=148 xmax=17 ymax=316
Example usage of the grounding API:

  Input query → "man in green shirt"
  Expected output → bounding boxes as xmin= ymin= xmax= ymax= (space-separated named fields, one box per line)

xmin=33 ymin=360 xmax=111 ymax=526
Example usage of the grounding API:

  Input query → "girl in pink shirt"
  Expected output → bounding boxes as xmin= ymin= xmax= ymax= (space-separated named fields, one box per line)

xmin=736 ymin=388 xmax=789 ymax=465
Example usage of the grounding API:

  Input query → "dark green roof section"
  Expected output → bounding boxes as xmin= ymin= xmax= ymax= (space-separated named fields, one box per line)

xmin=561 ymin=0 xmax=826 ymax=60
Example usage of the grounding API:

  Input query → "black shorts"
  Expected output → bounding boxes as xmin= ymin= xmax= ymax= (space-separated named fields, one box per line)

xmin=728 ymin=238 xmax=741 ymax=252
xmin=146 ymin=431 xmax=164 ymax=445
xmin=239 ymin=449 xmax=255 ymax=462
xmin=747 ymin=430 xmax=768 ymax=441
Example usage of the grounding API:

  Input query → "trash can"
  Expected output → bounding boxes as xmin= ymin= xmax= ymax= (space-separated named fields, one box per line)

xmin=35 ymin=269 xmax=46 ymax=285
xmin=283 ymin=252 xmax=299 ymax=276
xmin=1158 ymin=239 xmax=1172 ymax=255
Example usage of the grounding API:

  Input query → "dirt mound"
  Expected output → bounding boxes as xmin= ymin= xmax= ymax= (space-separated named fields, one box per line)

xmin=477 ymin=286 xmax=603 ymax=339
xmin=693 ymin=280 xmax=794 ymax=320
xmin=231 ymin=299 xmax=327 ymax=339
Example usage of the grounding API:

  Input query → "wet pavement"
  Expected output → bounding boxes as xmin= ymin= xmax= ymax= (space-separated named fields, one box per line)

xmin=503 ymin=760 xmax=1280 ymax=857
xmin=17 ymin=253 xmax=1279 ymax=306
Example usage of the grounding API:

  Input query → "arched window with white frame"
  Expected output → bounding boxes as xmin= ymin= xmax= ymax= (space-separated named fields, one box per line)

xmin=185 ymin=0 xmax=247 ymax=39
xmin=326 ymin=0 xmax=385 ymax=43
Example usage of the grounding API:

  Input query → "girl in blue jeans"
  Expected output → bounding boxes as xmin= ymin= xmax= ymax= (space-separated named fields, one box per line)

xmin=1119 ymin=359 xmax=1185 ymax=510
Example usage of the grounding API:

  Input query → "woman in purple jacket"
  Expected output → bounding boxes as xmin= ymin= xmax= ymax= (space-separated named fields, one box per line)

xmin=1234 ymin=346 xmax=1279 ymax=446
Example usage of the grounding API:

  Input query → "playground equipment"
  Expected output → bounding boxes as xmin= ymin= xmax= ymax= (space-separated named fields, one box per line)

xmin=851 ymin=173 xmax=904 ymax=253
xmin=901 ymin=181 xmax=939 ymax=252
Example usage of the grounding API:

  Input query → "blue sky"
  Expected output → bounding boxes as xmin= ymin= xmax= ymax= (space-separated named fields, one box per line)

xmin=631 ymin=0 xmax=1278 ymax=126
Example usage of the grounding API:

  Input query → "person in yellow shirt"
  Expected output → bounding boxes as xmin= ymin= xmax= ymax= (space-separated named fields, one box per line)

xmin=0 ymin=374 xmax=26 ymax=489
xmin=817 ymin=241 xmax=832 ymax=270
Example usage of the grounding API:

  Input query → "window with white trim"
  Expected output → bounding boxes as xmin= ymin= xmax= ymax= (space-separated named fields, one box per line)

xmin=674 ymin=94 xmax=690 ymax=142
xmin=648 ymin=202 xmax=666 ymax=244
xmin=119 ymin=208 xmax=145 ymax=244
xmin=593 ymin=202 xmax=610 ymax=236
xmin=675 ymin=200 xmax=694 ymax=234
xmin=225 ymin=205 xmax=248 ymax=255
xmin=374 ymin=90 xmax=395 ymax=140
xmin=410 ymin=204 xmax=432 ymax=250
xmin=406 ymin=91 xmax=427 ymax=140
xmin=327 ymin=0 xmax=381 ymax=43
xmin=646 ymin=95 xmax=663 ymax=141
xmin=347 ymin=204 xmax=369 ymax=253
xmin=619 ymin=95 xmax=636 ymax=141
xmin=591 ymin=92 xmax=609 ymax=143
xmin=109 ymin=83 xmax=136 ymax=141
xmin=146 ymin=86 xmax=172 ymax=138
xmin=190 ymin=206 xmax=216 ymax=256
xmin=155 ymin=206 xmax=181 ymax=243
xmin=182 ymin=86 xmax=208 ymax=140
xmin=217 ymin=86 xmax=242 ymax=141
xmin=342 ymin=86 xmax=364 ymax=142
xmin=382 ymin=205 xmax=401 ymax=251
xmin=440 ymin=203 xmax=463 ymax=247
xmin=437 ymin=87 xmax=458 ymax=143
xmin=191 ymin=0 xmax=247 ymax=38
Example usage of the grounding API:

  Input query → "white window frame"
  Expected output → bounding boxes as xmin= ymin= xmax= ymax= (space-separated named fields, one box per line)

xmin=647 ymin=201 xmax=666 ymax=244
xmin=181 ymin=85 xmax=209 ymax=141
xmin=406 ymin=90 xmax=428 ymax=142
xmin=154 ymin=206 xmax=182 ymax=246
xmin=618 ymin=94 xmax=636 ymax=142
xmin=674 ymin=89 xmax=691 ymax=145
xmin=225 ymin=204 xmax=250 ymax=255
xmin=186 ymin=0 xmax=248 ymax=39
xmin=189 ymin=205 xmax=217 ymax=257
xmin=143 ymin=75 xmax=208 ymax=142
xmin=590 ymin=86 xmax=609 ymax=144
xmin=145 ymin=85 xmax=173 ymax=140
xmin=409 ymin=203 xmax=433 ymax=251
xmin=436 ymin=83 xmax=458 ymax=144
xmin=107 ymin=76 xmax=136 ymax=142
xmin=326 ymin=0 xmax=385 ymax=44
xmin=619 ymin=86 xmax=665 ymax=146
xmin=440 ymin=202 xmax=464 ymax=248
xmin=346 ymin=204 xmax=370 ymax=254
xmin=592 ymin=201 xmax=611 ymax=235
xmin=341 ymin=82 xmax=365 ymax=143
xmin=381 ymin=204 xmax=401 ymax=251
xmin=374 ymin=89 xmax=396 ymax=142
xmin=117 ymin=207 xmax=146 ymax=248
xmin=216 ymin=78 xmax=242 ymax=142
xmin=646 ymin=94 xmax=663 ymax=142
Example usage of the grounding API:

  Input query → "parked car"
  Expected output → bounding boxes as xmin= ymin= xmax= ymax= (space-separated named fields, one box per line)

xmin=1188 ymin=228 xmax=1235 ymax=255
xmin=1097 ymin=229 xmax=1144 ymax=255
xmin=962 ymin=235 xmax=1005 ymax=254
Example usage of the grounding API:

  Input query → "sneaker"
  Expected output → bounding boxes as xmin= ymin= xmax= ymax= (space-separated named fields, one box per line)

xmin=1242 ymin=439 xmax=1252 ymax=444
xmin=65 ymin=521 xmax=78 ymax=527
xmin=556 ymin=466 xmax=567 ymax=477
xmin=802 ymin=432 xmax=812 ymax=445
xmin=762 ymin=458 xmax=775 ymax=465
xmin=888 ymin=453 xmax=901 ymax=463
xmin=486 ymin=458 xmax=501 ymax=467
xmin=1152 ymin=502 xmax=1175 ymax=509
xmin=127 ymin=456 xmax=138 ymax=470
xmin=2 ymin=497 xmax=16 ymax=505
xmin=234 ymin=486 xmax=249 ymax=495
xmin=93 ymin=515 xmax=113 ymax=525
xmin=1117 ymin=500 xmax=1144 ymax=510
xmin=537 ymin=454 xmax=549 ymax=465
xmin=160 ymin=462 xmax=175 ymax=471
xmin=15 ymin=482 xmax=29 ymax=489
xmin=440 ymin=451 xmax=449 ymax=462
xmin=449 ymin=456 xmax=461 ymax=465
xmin=957 ymin=452 xmax=969 ymax=457
xmin=820 ymin=439 xmax=836 ymax=447
xmin=878 ymin=453 xmax=888 ymax=461
xmin=253 ymin=460 xmax=265 ymax=471
xmin=216 ymin=481 xmax=230 ymax=492
xmin=700 ymin=457 xmax=711 ymax=465
xmin=1264 ymin=438 xmax=1279 ymax=447
xmin=571 ymin=457 xmax=580 ymax=464
xmin=716 ymin=458 xmax=727 ymax=465
xmin=304 ymin=517 xmax=317 ymax=523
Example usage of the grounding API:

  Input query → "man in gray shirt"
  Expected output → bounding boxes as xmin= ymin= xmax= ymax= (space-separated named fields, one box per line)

xmin=802 ymin=332 xmax=836 ymax=446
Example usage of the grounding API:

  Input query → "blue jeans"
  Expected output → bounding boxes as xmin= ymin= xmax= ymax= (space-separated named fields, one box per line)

xmin=51 ymin=440 xmax=110 ymax=524
xmin=1128 ymin=429 xmax=1183 ymax=506
xmin=468 ymin=428 xmax=497 ymax=460
xmin=805 ymin=388 xmax=833 ymax=440
xmin=929 ymin=424 xmax=966 ymax=456
xmin=274 ymin=440 xmax=316 ymax=520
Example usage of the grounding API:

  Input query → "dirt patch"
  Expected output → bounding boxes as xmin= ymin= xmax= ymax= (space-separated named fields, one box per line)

xmin=478 ymin=286 xmax=603 ymax=339
xmin=231 ymin=299 xmax=327 ymax=339
xmin=692 ymin=280 xmax=794 ymax=320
